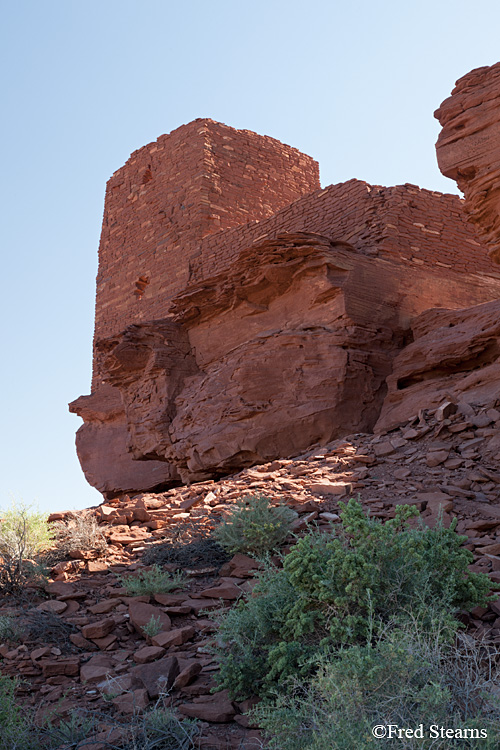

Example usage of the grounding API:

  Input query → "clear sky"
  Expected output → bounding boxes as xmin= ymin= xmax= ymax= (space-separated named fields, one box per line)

xmin=1 ymin=0 xmax=500 ymax=515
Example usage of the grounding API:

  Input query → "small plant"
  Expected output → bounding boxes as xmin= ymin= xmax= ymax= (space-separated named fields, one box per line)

xmin=119 ymin=565 xmax=187 ymax=596
xmin=142 ymin=614 xmax=163 ymax=639
xmin=128 ymin=700 xmax=200 ymax=749
xmin=19 ymin=610 xmax=77 ymax=652
xmin=213 ymin=493 xmax=297 ymax=556
xmin=52 ymin=511 xmax=107 ymax=558
xmin=0 ymin=501 xmax=53 ymax=593
xmin=0 ymin=672 xmax=42 ymax=750
xmin=0 ymin=673 xmax=22 ymax=728
xmin=0 ymin=671 xmax=200 ymax=750
xmin=40 ymin=710 xmax=99 ymax=748
xmin=143 ymin=536 xmax=231 ymax=572
xmin=0 ymin=615 xmax=21 ymax=643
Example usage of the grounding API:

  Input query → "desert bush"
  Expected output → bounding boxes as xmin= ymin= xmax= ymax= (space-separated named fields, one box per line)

xmin=119 ymin=565 xmax=187 ymax=596
xmin=253 ymin=621 xmax=500 ymax=749
xmin=0 ymin=501 xmax=53 ymax=593
xmin=0 ymin=614 xmax=21 ymax=642
xmin=0 ymin=673 xmax=23 ymax=731
xmin=0 ymin=611 xmax=77 ymax=652
xmin=19 ymin=609 xmax=78 ymax=652
xmin=40 ymin=711 xmax=100 ymax=748
xmin=124 ymin=701 xmax=200 ymax=749
xmin=213 ymin=498 xmax=493 ymax=699
xmin=213 ymin=493 xmax=297 ymax=556
xmin=52 ymin=510 xmax=107 ymax=557
xmin=0 ymin=672 xmax=47 ymax=750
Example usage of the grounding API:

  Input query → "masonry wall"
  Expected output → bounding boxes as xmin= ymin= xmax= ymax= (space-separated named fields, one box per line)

xmin=92 ymin=120 xmax=500 ymax=386
xmin=194 ymin=180 xmax=500 ymax=282
xmin=93 ymin=119 xmax=320 ymax=383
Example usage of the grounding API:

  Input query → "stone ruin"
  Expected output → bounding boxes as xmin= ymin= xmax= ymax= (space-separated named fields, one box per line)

xmin=70 ymin=100 xmax=500 ymax=498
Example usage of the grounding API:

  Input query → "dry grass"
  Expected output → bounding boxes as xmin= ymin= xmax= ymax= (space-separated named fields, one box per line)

xmin=52 ymin=511 xmax=107 ymax=558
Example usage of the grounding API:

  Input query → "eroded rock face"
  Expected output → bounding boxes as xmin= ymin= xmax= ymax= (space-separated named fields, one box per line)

xmin=165 ymin=233 xmax=405 ymax=480
xmin=388 ymin=66 xmax=500 ymax=434
xmin=71 ymin=113 xmax=500 ymax=498
xmin=69 ymin=385 xmax=176 ymax=497
xmin=90 ymin=234 xmax=405 ymax=484
xmin=76 ymin=231 xmax=500 ymax=490
xmin=435 ymin=62 xmax=500 ymax=263
xmin=376 ymin=298 xmax=500 ymax=432
xmin=97 ymin=320 xmax=199 ymax=461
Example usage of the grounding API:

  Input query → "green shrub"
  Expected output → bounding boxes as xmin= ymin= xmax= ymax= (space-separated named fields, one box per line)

xmin=40 ymin=711 xmax=99 ymax=748
xmin=0 ymin=673 xmax=23 ymax=728
xmin=214 ymin=498 xmax=492 ymax=699
xmin=0 ymin=501 xmax=53 ymax=593
xmin=119 ymin=565 xmax=187 ymax=596
xmin=253 ymin=622 xmax=500 ymax=749
xmin=0 ymin=615 xmax=21 ymax=642
xmin=0 ymin=673 xmax=43 ymax=750
xmin=143 ymin=614 xmax=163 ymax=639
xmin=213 ymin=494 xmax=297 ymax=556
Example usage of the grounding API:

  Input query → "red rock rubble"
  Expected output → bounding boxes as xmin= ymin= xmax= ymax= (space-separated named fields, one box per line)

xmin=3 ymin=399 xmax=500 ymax=747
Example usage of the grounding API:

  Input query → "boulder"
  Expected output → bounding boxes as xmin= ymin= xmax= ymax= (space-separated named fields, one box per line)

xmin=81 ymin=618 xmax=116 ymax=640
xmin=199 ymin=583 xmax=242 ymax=600
xmin=179 ymin=690 xmax=236 ymax=723
xmin=132 ymin=646 xmax=166 ymax=664
xmin=128 ymin=601 xmax=171 ymax=637
xmin=69 ymin=384 xmax=175 ymax=497
xmin=112 ymin=689 xmax=149 ymax=714
xmin=131 ymin=656 xmax=179 ymax=698
xmin=174 ymin=661 xmax=202 ymax=689
xmin=151 ymin=626 xmax=195 ymax=648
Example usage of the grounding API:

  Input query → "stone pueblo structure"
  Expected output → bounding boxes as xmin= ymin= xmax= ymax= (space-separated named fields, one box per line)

xmin=70 ymin=93 xmax=500 ymax=498
xmin=4 ymin=64 xmax=500 ymax=744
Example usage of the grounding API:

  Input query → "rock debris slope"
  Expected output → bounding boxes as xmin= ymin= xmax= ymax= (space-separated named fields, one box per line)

xmin=2 ymin=402 xmax=500 ymax=748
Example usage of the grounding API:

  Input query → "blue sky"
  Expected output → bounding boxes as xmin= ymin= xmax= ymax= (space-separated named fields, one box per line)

xmin=2 ymin=0 xmax=500 ymax=514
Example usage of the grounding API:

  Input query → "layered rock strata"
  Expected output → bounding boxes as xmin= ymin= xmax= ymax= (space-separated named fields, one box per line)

xmin=376 ymin=298 xmax=500 ymax=432
xmin=436 ymin=62 xmax=500 ymax=262
xmin=72 ymin=231 xmax=500 ymax=495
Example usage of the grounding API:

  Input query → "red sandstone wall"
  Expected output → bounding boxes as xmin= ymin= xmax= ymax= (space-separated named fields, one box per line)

xmin=194 ymin=181 xmax=500 ymax=283
xmin=93 ymin=119 xmax=319 ymax=383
